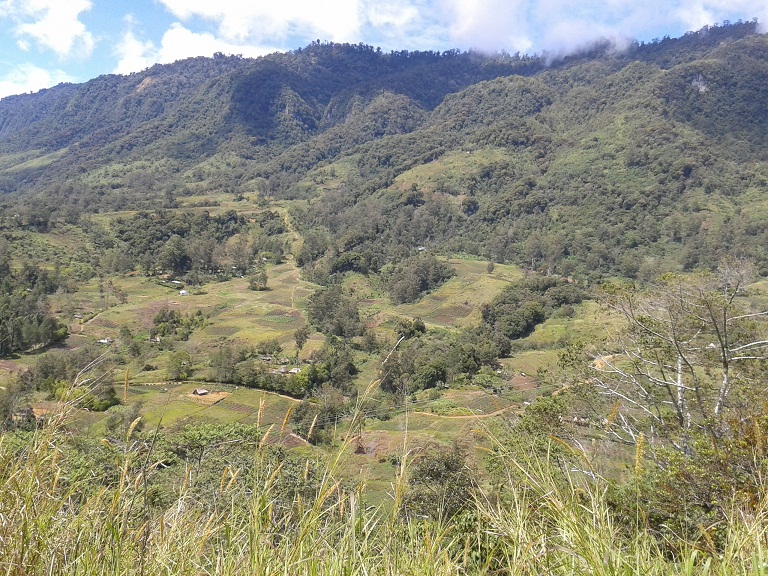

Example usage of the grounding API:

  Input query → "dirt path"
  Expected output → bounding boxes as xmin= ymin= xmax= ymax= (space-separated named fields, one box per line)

xmin=275 ymin=207 xmax=308 ymax=311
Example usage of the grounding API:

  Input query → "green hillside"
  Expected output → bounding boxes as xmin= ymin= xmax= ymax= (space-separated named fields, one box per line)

xmin=1 ymin=21 xmax=766 ymax=278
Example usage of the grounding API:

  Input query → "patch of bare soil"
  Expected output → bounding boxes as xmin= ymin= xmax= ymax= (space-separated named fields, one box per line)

xmin=186 ymin=391 xmax=229 ymax=405
xmin=509 ymin=374 xmax=537 ymax=391
xmin=32 ymin=406 xmax=52 ymax=419
xmin=351 ymin=431 xmax=396 ymax=457
xmin=0 ymin=359 xmax=21 ymax=373
xmin=276 ymin=433 xmax=309 ymax=449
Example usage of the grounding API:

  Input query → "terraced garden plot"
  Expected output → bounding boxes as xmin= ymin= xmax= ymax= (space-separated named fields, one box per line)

xmin=204 ymin=326 xmax=241 ymax=337
xmin=261 ymin=310 xmax=303 ymax=326
xmin=86 ymin=317 xmax=120 ymax=329
xmin=439 ymin=389 xmax=513 ymax=414
xmin=379 ymin=260 xmax=522 ymax=329
xmin=217 ymin=388 xmax=298 ymax=426
xmin=214 ymin=401 xmax=255 ymax=415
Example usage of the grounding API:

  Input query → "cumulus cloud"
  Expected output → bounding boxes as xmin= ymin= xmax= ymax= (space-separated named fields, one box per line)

xmin=365 ymin=2 xmax=419 ymax=28
xmin=0 ymin=62 xmax=73 ymax=98
xmin=0 ymin=0 xmax=94 ymax=59
xmin=157 ymin=0 xmax=361 ymax=43
xmin=113 ymin=20 xmax=279 ymax=75
xmin=355 ymin=0 xmax=449 ymax=50
xmin=108 ymin=0 xmax=768 ymax=79
xmin=113 ymin=28 xmax=156 ymax=75
xmin=445 ymin=0 xmax=533 ymax=53
xmin=157 ymin=23 xmax=278 ymax=62
xmin=674 ymin=0 xmax=763 ymax=27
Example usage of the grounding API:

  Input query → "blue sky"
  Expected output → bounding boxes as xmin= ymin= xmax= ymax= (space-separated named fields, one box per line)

xmin=0 ymin=0 xmax=765 ymax=99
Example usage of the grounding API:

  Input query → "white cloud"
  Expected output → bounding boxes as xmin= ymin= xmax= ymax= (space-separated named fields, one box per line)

xmin=0 ymin=62 xmax=73 ymax=99
xmin=112 ymin=0 xmax=768 ymax=77
xmin=113 ymin=29 xmax=157 ymax=75
xmin=353 ymin=0 xmax=448 ymax=50
xmin=157 ymin=23 xmax=277 ymax=62
xmin=365 ymin=2 xmax=419 ymax=28
xmin=0 ymin=0 xmax=94 ymax=59
xmin=157 ymin=0 xmax=361 ymax=43
xmin=662 ymin=0 xmax=765 ymax=35
xmin=446 ymin=0 xmax=533 ymax=53
xmin=112 ymin=22 xmax=279 ymax=75
xmin=145 ymin=0 xmax=765 ymax=60
xmin=439 ymin=0 xmax=767 ymax=55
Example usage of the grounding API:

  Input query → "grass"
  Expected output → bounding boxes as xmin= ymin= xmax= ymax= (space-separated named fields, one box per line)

xmin=3 ymin=381 xmax=768 ymax=575
xmin=388 ymin=147 xmax=514 ymax=194
xmin=0 ymin=250 xmax=623 ymax=519
xmin=4 ymin=227 xmax=94 ymax=269
xmin=50 ymin=262 xmax=319 ymax=380
xmin=353 ymin=258 xmax=523 ymax=332
xmin=2 ymin=148 xmax=67 ymax=173
xmin=94 ymin=383 xmax=299 ymax=432
xmin=0 ymin=255 xmax=606 ymax=449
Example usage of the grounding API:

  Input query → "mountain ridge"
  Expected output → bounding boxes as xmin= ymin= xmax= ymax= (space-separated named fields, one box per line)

xmin=1 ymin=20 xmax=767 ymax=278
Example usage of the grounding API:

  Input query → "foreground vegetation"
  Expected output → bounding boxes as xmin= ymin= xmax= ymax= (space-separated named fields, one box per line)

xmin=3 ymin=392 xmax=768 ymax=575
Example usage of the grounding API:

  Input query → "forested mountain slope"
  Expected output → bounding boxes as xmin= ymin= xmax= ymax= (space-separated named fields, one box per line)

xmin=1 ymin=20 xmax=766 ymax=278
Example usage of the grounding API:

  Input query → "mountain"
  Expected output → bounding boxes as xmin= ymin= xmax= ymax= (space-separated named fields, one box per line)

xmin=1 ymin=20 xmax=767 ymax=278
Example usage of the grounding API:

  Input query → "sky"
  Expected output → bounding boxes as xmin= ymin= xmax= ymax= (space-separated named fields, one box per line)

xmin=0 ymin=0 xmax=765 ymax=99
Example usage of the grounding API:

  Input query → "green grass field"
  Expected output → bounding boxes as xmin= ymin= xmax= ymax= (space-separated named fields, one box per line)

xmin=1 ymin=245 xmax=616 ymax=489
xmin=388 ymin=147 xmax=514 ymax=194
xmin=350 ymin=258 xmax=523 ymax=332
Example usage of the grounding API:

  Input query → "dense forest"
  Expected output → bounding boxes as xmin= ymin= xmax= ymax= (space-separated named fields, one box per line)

xmin=1 ymin=20 xmax=767 ymax=280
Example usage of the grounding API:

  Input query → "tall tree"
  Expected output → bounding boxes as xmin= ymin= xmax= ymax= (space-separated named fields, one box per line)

xmin=293 ymin=325 xmax=311 ymax=361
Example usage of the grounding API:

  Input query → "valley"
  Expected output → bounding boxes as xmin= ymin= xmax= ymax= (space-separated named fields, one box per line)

xmin=2 ymin=21 xmax=768 ymax=574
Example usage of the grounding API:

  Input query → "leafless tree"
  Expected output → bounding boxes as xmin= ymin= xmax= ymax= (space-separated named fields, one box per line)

xmin=593 ymin=260 xmax=768 ymax=454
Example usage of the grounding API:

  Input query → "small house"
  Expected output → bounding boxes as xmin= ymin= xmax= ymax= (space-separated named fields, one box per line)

xmin=192 ymin=388 xmax=209 ymax=396
xmin=179 ymin=290 xmax=189 ymax=296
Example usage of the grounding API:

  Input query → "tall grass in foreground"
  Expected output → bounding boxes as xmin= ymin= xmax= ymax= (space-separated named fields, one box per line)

xmin=2 ymin=401 xmax=768 ymax=574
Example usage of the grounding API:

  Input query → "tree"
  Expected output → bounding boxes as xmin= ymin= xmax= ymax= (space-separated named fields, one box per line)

xmin=158 ymin=234 xmax=189 ymax=275
xmin=211 ymin=344 xmax=240 ymax=382
xmin=293 ymin=325 xmax=311 ymax=360
xmin=165 ymin=422 xmax=261 ymax=475
xmin=248 ymin=268 xmax=268 ymax=291
xmin=306 ymin=286 xmax=362 ymax=337
xmin=403 ymin=444 xmax=475 ymax=521
xmin=291 ymin=384 xmax=345 ymax=444
xmin=394 ymin=317 xmax=426 ymax=340
xmin=167 ymin=351 xmax=192 ymax=381
xmin=230 ymin=235 xmax=252 ymax=275
xmin=593 ymin=261 xmax=768 ymax=453
xmin=256 ymin=337 xmax=282 ymax=356
xmin=187 ymin=234 xmax=218 ymax=273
